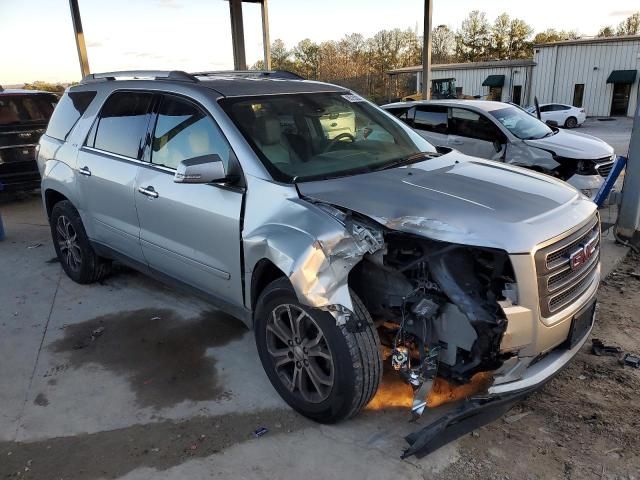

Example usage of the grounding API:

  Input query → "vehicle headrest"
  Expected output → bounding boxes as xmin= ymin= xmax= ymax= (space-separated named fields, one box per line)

xmin=256 ymin=116 xmax=281 ymax=145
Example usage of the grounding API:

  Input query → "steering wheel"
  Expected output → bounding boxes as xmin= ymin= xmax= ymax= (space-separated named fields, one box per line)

xmin=323 ymin=132 xmax=356 ymax=153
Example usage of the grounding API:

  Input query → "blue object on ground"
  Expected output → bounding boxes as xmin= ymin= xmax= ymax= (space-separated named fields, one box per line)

xmin=594 ymin=156 xmax=627 ymax=208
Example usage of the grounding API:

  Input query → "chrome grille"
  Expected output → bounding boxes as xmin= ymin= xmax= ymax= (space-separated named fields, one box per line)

xmin=595 ymin=161 xmax=614 ymax=178
xmin=535 ymin=215 xmax=600 ymax=317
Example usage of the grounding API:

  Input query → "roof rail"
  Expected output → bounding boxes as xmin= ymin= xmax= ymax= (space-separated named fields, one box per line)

xmin=80 ymin=70 xmax=199 ymax=84
xmin=192 ymin=70 xmax=304 ymax=80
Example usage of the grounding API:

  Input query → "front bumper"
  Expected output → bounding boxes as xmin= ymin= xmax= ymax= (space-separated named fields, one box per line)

xmin=403 ymin=299 xmax=596 ymax=458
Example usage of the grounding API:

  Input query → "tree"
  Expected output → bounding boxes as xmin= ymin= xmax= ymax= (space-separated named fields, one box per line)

xmin=490 ymin=13 xmax=511 ymax=59
xmin=431 ymin=25 xmax=455 ymax=63
xmin=597 ymin=26 xmax=615 ymax=37
xmin=455 ymin=11 xmax=491 ymax=62
xmin=22 ymin=81 xmax=65 ymax=93
xmin=533 ymin=29 xmax=580 ymax=44
xmin=270 ymin=39 xmax=292 ymax=70
xmin=507 ymin=18 xmax=534 ymax=59
xmin=616 ymin=12 xmax=640 ymax=36
xmin=293 ymin=39 xmax=320 ymax=79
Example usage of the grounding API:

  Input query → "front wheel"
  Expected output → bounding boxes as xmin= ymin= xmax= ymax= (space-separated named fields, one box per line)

xmin=254 ymin=278 xmax=382 ymax=423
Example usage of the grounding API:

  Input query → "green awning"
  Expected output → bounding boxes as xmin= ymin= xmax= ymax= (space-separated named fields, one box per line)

xmin=482 ymin=75 xmax=505 ymax=87
xmin=606 ymin=70 xmax=637 ymax=84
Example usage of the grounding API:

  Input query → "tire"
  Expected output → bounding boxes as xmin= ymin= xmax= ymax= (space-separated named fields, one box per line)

xmin=565 ymin=116 xmax=578 ymax=128
xmin=50 ymin=200 xmax=111 ymax=284
xmin=254 ymin=278 xmax=382 ymax=423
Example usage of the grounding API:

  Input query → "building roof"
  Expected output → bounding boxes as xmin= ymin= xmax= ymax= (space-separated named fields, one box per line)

xmin=533 ymin=34 xmax=640 ymax=48
xmin=388 ymin=58 xmax=536 ymax=75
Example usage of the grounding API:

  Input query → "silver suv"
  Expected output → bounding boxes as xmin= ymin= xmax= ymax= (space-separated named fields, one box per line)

xmin=38 ymin=71 xmax=600 ymax=455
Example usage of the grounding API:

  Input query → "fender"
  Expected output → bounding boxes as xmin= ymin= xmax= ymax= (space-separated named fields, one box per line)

xmin=242 ymin=179 xmax=383 ymax=322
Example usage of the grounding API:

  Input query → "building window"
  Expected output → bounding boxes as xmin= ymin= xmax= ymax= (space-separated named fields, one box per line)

xmin=573 ymin=84 xmax=585 ymax=108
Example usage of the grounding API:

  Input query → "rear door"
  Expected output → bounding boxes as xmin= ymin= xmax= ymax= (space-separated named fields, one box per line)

xmin=76 ymin=91 xmax=153 ymax=262
xmin=447 ymin=107 xmax=506 ymax=160
xmin=134 ymin=93 xmax=244 ymax=305
xmin=410 ymin=105 xmax=449 ymax=146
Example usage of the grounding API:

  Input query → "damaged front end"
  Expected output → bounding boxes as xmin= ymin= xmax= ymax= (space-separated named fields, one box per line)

xmin=350 ymin=229 xmax=515 ymax=416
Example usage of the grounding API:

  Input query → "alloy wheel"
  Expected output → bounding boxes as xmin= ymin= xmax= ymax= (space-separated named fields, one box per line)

xmin=266 ymin=304 xmax=335 ymax=403
xmin=56 ymin=215 xmax=82 ymax=272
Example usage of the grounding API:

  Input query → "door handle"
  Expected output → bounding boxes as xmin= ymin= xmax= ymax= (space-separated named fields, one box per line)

xmin=138 ymin=185 xmax=159 ymax=198
xmin=78 ymin=166 xmax=91 ymax=176
xmin=449 ymin=139 xmax=464 ymax=145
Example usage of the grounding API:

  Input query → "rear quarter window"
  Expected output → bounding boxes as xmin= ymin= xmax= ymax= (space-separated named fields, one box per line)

xmin=46 ymin=91 xmax=97 ymax=140
xmin=0 ymin=94 xmax=57 ymax=126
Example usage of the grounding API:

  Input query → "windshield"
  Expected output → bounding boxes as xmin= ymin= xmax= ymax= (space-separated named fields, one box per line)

xmin=220 ymin=92 xmax=436 ymax=182
xmin=489 ymin=106 xmax=553 ymax=140
xmin=0 ymin=94 xmax=57 ymax=126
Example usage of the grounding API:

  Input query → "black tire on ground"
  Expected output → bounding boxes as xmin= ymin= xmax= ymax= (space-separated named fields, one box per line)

xmin=565 ymin=116 xmax=578 ymax=128
xmin=254 ymin=277 xmax=382 ymax=423
xmin=50 ymin=200 xmax=111 ymax=284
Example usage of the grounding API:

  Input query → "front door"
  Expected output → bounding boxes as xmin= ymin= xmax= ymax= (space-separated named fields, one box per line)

xmin=611 ymin=83 xmax=631 ymax=116
xmin=512 ymin=85 xmax=522 ymax=105
xmin=135 ymin=94 xmax=244 ymax=305
xmin=76 ymin=91 xmax=154 ymax=262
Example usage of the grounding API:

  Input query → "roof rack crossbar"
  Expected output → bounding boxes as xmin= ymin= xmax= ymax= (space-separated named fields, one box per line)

xmin=80 ymin=70 xmax=199 ymax=84
xmin=191 ymin=70 xmax=304 ymax=80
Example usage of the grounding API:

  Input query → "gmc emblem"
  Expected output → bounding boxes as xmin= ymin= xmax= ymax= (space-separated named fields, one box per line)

xmin=569 ymin=239 xmax=597 ymax=270
xmin=17 ymin=132 xmax=32 ymax=138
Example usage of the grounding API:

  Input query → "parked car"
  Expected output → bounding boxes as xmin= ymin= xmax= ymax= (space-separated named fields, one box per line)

xmin=382 ymin=99 xmax=614 ymax=199
xmin=0 ymin=87 xmax=58 ymax=192
xmin=526 ymin=103 xmax=586 ymax=128
xmin=38 ymin=71 xmax=600 ymax=456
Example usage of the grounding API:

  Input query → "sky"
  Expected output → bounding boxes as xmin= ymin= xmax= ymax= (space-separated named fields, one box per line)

xmin=0 ymin=0 xmax=637 ymax=85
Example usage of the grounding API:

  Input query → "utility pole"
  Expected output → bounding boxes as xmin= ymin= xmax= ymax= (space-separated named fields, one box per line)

xmin=616 ymin=102 xmax=640 ymax=243
xmin=229 ymin=0 xmax=247 ymax=70
xmin=421 ymin=0 xmax=432 ymax=99
xmin=69 ymin=0 xmax=90 ymax=78
xmin=261 ymin=0 xmax=271 ymax=69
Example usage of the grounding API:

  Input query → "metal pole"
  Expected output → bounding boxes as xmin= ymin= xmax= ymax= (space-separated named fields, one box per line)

xmin=261 ymin=0 xmax=271 ymax=70
xmin=228 ymin=0 xmax=247 ymax=70
xmin=616 ymin=102 xmax=640 ymax=241
xmin=421 ymin=0 xmax=432 ymax=100
xmin=68 ymin=0 xmax=90 ymax=78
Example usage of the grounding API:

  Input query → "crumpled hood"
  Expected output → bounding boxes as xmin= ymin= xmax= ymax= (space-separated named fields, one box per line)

xmin=524 ymin=129 xmax=613 ymax=160
xmin=298 ymin=153 xmax=597 ymax=253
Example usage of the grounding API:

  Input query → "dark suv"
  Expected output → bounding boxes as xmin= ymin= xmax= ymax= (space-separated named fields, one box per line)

xmin=0 ymin=88 xmax=58 ymax=192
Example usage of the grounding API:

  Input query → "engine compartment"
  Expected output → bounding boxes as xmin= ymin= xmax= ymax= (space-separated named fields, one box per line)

xmin=349 ymin=225 xmax=517 ymax=412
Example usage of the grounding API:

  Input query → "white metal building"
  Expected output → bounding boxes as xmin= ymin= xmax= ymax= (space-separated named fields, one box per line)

xmin=531 ymin=35 xmax=639 ymax=117
xmin=389 ymin=35 xmax=640 ymax=117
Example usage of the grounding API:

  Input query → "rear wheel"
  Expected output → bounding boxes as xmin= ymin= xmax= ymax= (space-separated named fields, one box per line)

xmin=254 ymin=278 xmax=382 ymax=423
xmin=50 ymin=200 xmax=111 ymax=284
xmin=565 ymin=116 xmax=578 ymax=128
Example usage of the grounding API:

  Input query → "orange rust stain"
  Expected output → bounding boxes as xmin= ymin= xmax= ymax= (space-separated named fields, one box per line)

xmin=366 ymin=371 xmax=492 ymax=411
xmin=427 ymin=372 xmax=493 ymax=408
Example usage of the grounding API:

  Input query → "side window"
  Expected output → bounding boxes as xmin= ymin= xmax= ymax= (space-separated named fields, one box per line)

xmin=413 ymin=106 xmax=448 ymax=134
xmin=385 ymin=107 xmax=411 ymax=121
xmin=558 ymin=105 xmax=571 ymax=111
xmin=92 ymin=92 xmax=153 ymax=159
xmin=450 ymin=108 xmax=502 ymax=142
xmin=46 ymin=91 xmax=95 ymax=141
xmin=151 ymin=95 xmax=231 ymax=170
xmin=539 ymin=105 xmax=552 ymax=113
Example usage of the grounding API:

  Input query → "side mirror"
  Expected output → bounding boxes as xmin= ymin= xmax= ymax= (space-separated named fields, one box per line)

xmin=174 ymin=154 xmax=227 ymax=184
xmin=545 ymin=120 xmax=559 ymax=127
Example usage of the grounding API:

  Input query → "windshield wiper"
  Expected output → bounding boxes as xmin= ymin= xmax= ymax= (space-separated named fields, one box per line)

xmin=373 ymin=151 xmax=436 ymax=171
